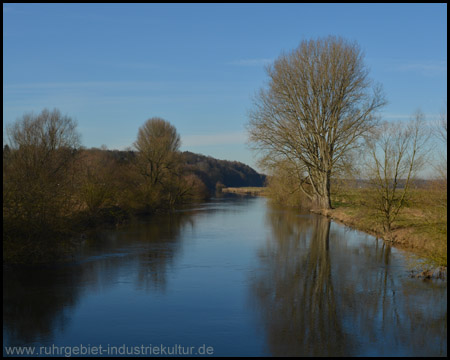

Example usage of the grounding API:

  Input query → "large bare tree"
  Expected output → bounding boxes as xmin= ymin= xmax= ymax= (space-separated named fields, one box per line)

xmin=247 ymin=36 xmax=386 ymax=209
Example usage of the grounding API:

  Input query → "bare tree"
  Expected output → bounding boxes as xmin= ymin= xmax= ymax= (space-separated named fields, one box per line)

xmin=134 ymin=117 xmax=181 ymax=186
xmin=4 ymin=108 xmax=81 ymax=262
xmin=429 ymin=105 xmax=447 ymax=220
xmin=434 ymin=105 xmax=447 ymax=181
xmin=436 ymin=105 xmax=447 ymax=144
xmin=133 ymin=117 xmax=187 ymax=210
xmin=247 ymin=36 xmax=386 ymax=209
xmin=364 ymin=111 xmax=429 ymax=236
xmin=4 ymin=108 xmax=80 ymax=211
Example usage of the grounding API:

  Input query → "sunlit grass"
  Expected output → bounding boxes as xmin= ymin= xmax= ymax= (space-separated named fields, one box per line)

xmin=222 ymin=187 xmax=268 ymax=196
xmin=330 ymin=186 xmax=447 ymax=267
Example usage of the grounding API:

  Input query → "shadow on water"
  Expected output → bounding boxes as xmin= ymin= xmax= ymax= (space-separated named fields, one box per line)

xmin=3 ymin=265 xmax=83 ymax=348
xmin=79 ymin=211 xmax=196 ymax=292
xmin=3 ymin=210 xmax=195 ymax=348
xmin=251 ymin=204 xmax=447 ymax=356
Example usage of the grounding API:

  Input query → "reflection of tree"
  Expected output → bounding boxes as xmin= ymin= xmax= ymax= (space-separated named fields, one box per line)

xmin=252 ymin=207 xmax=349 ymax=356
xmin=3 ymin=266 xmax=83 ymax=347
xmin=77 ymin=210 xmax=195 ymax=292
xmin=252 ymin=204 xmax=447 ymax=356
xmin=338 ymin=237 xmax=447 ymax=356
xmin=301 ymin=216 xmax=343 ymax=354
xmin=3 ymin=210 xmax=195 ymax=348
xmin=134 ymin=212 xmax=195 ymax=291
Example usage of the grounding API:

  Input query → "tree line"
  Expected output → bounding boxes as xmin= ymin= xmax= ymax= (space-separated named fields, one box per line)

xmin=3 ymin=112 xmax=264 ymax=264
xmin=183 ymin=151 xmax=266 ymax=191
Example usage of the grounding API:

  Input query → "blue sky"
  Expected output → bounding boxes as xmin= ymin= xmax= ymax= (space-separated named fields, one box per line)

xmin=3 ymin=3 xmax=447 ymax=171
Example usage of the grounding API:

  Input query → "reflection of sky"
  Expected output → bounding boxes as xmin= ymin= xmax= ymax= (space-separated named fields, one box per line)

xmin=3 ymin=197 xmax=447 ymax=356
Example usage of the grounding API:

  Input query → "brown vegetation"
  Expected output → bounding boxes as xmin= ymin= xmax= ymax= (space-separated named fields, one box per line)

xmin=221 ymin=187 xmax=268 ymax=196
xmin=3 ymin=111 xmax=263 ymax=264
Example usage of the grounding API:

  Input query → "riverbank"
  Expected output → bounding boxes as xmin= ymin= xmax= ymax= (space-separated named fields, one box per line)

xmin=227 ymin=186 xmax=447 ymax=274
xmin=311 ymin=193 xmax=447 ymax=278
xmin=222 ymin=186 xmax=268 ymax=196
xmin=3 ymin=201 xmax=200 ymax=265
xmin=314 ymin=206 xmax=447 ymax=279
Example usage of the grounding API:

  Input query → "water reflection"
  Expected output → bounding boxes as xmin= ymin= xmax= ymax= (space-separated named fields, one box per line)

xmin=131 ymin=213 xmax=195 ymax=291
xmin=3 ymin=197 xmax=447 ymax=356
xmin=252 ymin=204 xmax=447 ymax=356
xmin=3 ymin=265 xmax=83 ymax=347
xmin=3 ymin=211 xmax=195 ymax=348
xmin=252 ymin=208 xmax=350 ymax=356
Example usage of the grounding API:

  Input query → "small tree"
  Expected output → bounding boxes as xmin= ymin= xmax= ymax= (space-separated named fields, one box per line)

xmin=427 ymin=105 xmax=447 ymax=226
xmin=263 ymin=159 xmax=313 ymax=208
xmin=364 ymin=111 xmax=428 ymax=237
xmin=434 ymin=105 xmax=447 ymax=181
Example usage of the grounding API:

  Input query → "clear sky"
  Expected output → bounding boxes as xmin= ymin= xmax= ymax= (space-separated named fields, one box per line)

xmin=3 ymin=3 xmax=447 ymax=171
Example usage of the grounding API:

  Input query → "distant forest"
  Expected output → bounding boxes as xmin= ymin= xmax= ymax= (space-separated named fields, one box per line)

xmin=182 ymin=151 xmax=266 ymax=191
xmin=81 ymin=148 xmax=267 ymax=192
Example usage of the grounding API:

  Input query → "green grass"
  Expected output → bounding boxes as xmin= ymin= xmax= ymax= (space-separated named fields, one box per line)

xmin=330 ymin=186 xmax=447 ymax=267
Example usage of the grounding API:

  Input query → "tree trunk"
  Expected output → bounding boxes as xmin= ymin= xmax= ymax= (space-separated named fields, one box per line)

xmin=314 ymin=192 xmax=332 ymax=210
xmin=313 ymin=171 xmax=332 ymax=210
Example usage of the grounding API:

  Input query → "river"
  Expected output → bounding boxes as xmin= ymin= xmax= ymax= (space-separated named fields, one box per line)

xmin=3 ymin=196 xmax=447 ymax=356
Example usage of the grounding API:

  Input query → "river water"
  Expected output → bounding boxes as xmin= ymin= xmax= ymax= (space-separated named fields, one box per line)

xmin=3 ymin=196 xmax=447 ymax=356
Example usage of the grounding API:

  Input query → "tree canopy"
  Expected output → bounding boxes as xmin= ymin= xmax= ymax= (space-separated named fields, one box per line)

xmin=247 ymin=36 xmax=386 ymax=209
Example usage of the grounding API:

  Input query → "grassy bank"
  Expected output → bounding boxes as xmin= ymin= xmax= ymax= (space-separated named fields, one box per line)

xmin=318 ymin=187 xmax=447 ymax=268
xmin=251 ymin=180 xmax=447 ymax=269
xmin=222 ymin=187 xmax=268 ymax=196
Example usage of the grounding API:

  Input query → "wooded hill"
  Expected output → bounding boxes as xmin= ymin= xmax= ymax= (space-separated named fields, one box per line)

xmin=73 ymin=148 xmax=267 ymax=193
xmin=182 ymin=151 xmax=266 ymax=191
